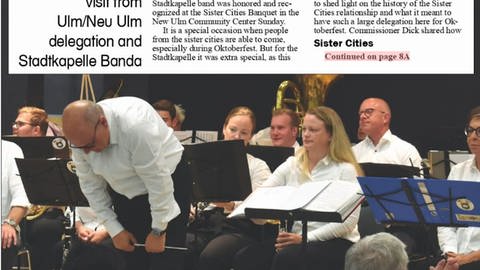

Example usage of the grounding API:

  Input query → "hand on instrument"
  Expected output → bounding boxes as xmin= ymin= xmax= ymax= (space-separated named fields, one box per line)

xmin=212 ymin=201 xmax=235 ymax=213
xmin=274 ymin=231 xmax=302 ymax=251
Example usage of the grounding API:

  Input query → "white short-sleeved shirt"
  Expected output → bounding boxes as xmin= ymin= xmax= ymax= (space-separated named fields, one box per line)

xmin=2 ymin=140 xmax=30 ymax=220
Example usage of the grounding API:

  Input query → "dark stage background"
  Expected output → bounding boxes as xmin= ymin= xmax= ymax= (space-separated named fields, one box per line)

xmin=1 ymin=74 xmax=479 ymax=158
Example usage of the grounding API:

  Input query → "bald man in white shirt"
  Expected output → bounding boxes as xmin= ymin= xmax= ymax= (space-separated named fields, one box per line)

xmin=62 ymin=97 xmax=183 ymax=270
xmin=353 ymin=97 xmax=422 ymax=168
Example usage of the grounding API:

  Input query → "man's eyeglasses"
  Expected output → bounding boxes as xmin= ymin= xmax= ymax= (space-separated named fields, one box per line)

xmin=12 ymin=121 xmax=35 ymax=128
xmin=358 ymin=108 xmax=385 ymax=118
xmin=69 ymin=120 xmax=100 ymax=149
xmin=465 ymin=126 xmax=480 ymax=137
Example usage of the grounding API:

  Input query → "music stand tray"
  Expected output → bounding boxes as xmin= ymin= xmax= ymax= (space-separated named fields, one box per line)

xmin=358 ymin=176 xmax=480 ymax=227
xmin=183 ymin=140 xmax=252 ymax=202
xmin=15 ymin=158 xmax=88 ymax=207
xmin=3 ymin=136 xmax=70 ymax=159
xmin=246 ymin=145 xmax=294 ymax=172
xmin=360 ymin=162 xmax=420 ymax=178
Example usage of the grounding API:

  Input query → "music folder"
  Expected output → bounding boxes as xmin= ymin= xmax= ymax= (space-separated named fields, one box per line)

xmin=183 ymin=140 xmax=252 ymax=202
xmin=15 ymin=158 xmax=89 ymax=207
xmin=2 ymin=135 xmax=70 ymax=159
xmin=358 ymin=176 xmax=480 ymax=227
xmin=231 ymin=180 xmax=364 ymax=223
xmin=246 ymin=145 xmax=294 ymax=172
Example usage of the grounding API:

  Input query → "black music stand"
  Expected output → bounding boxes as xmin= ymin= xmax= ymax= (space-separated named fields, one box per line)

xmin=2 ymin=135 xmax=70 ymax=159
xmin=15 ymin=158 xmax=89 ymax=255
xmin=243 ymin=181 xmax=363 ymax=244
xmin=15 ymin=158 xmax=88 ymax=207
xmin=360 ymin=162 xmax=420 ymax=178
xmin=242 ymin=181 xmax=363 ymax=270
xmin=183 ymin=140 xmax=252 ymax=202
xmin=246 ymin=145 xmax=294 ymax=172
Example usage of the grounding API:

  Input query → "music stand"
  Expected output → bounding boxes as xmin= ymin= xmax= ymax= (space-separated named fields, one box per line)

xmin=358 ymin=176 xmax=480 ymax=227
xmin=15 ymin=158 xmax=88 ymax=207
xmin=429 ymin=150 xmax=473 ymax=179
xmin=360 ymin=162 xmax=420 ymax=178
xmin=174 ymin=130 xmax=219 ymax=145
xmin=183 ymin=140 xmax=252 ymax=202
xmin=358 ymin=176 xmax=480 ymax=266
xmin=246 ymin=145 xmax=294 ymax=172
xmin=2 ymin=135 xmax=70 ymax=159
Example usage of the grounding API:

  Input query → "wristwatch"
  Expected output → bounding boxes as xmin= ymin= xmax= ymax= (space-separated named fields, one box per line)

xmin=3 ymin=218 xmax=20 ymax=232
xmin=151 ymin=228 xmax=167 ymax=237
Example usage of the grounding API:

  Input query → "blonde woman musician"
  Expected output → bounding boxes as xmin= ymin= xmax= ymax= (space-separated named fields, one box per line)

xmin=235 ymin=106 xmax=363 ymax=270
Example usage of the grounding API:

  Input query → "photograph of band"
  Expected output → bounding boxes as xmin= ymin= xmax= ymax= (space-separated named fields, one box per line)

xmin=1 ymin=74 xmax=479 ymax=270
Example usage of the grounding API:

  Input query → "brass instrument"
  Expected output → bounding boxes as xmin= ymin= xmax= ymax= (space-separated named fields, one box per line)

xmin=275 ymin=75 xmax=341 ymax=114
xmin=275 ymin=80 xmax=305 ymax=118
xmin=275 ymin=75 xmax=341 ymax=136
xmin=26 ymin=205 xmax=65 ymax=220
xmin=26 ymin=205 xmax=49 ymax=220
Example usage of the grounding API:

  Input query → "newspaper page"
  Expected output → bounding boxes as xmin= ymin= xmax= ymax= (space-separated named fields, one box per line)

xmin=6 ymin=0 xmax=474 ymax=74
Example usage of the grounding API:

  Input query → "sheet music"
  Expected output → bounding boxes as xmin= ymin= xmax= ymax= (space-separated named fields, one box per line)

xmin=303 ymin=181 xmax=362 ymax=215
xmin=173 ymin=131 xmax=193 ymax=143
xmin=229 ymin=181 xmax=330 ymax=218
xmin=195 ymin=131 xmax=218 ymax=143
xmin=174 ymin=130 xmax=218 ymax=145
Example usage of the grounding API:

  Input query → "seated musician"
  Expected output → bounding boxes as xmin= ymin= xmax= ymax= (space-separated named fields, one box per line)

xmin=191 ymin=106 xmax=272 ymax=270
xmin=353 ymin=98 xmax=433 ymax=258
xmin=250 ymin=108 xmax=301 ymax=150
xmin=152 ymin=99 xmax=178 ymax=129
xmin=437 ymin=106 xmax=480 ymax=270
xmin=173 ymin=104 xmax=186 ymax=131
xmin=2 ymin=140 xmax=30 ymax=270
xmin=234 ymin=106 xmax=364 ymax=270
xmin=12 ymin=106 xmax=65 ymax=270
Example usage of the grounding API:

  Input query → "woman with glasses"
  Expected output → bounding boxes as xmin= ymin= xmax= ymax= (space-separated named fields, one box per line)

xmin=437 ymin=106 xmax=480 ymax=270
